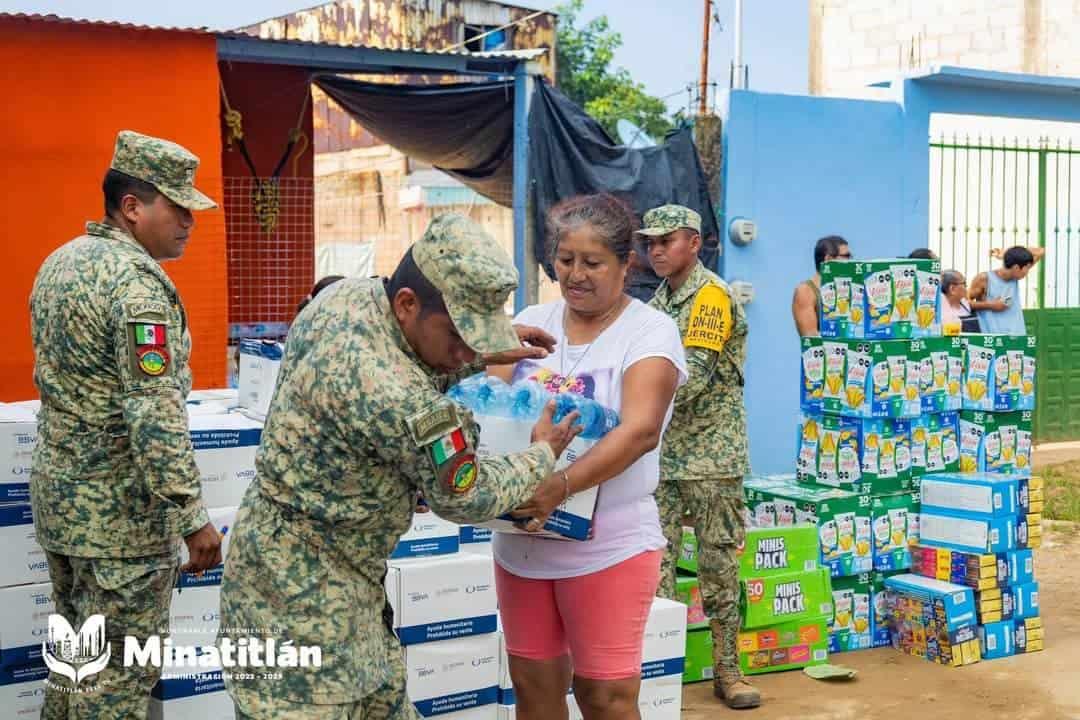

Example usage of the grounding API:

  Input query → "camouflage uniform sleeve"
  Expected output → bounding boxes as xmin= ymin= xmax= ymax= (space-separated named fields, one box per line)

xmin=111 ymin=270 xmax=208 ymax=538
xmin=379 ymin=394 xmax=556 ymax=525
xmin=676 ymin=345 xmax=721 ymax=407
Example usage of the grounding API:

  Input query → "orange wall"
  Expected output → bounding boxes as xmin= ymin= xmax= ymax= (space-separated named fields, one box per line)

xmin=0 ymin=17 xmax=228 ymax=400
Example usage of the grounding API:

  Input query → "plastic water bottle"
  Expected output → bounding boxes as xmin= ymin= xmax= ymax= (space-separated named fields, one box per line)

xmin=447 ymin=374 xmax=486 ymax=408
xmin=478 ymin=376 xmax=512 ymax=417
xmin=575 ymin=398 xmax=619 ymax=440
xmin=510 ymin=380 xmax=547 ymax=420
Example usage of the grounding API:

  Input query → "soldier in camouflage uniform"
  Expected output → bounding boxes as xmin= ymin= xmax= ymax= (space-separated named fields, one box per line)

xmin=642 ymin=205 xmax=759 ymax=709
xmin=218 ymin=214 xmax=581 ymax=720
xmin=29 ymin=131 xmax=223 ymax=719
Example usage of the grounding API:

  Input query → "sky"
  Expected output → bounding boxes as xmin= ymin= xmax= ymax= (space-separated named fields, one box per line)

xmin=3 ymin=0 xmax=808 ymax=114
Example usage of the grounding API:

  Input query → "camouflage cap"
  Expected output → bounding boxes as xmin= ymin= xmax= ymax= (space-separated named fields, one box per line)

xmin=637 ymin=204 xmax=702 ymax=236
xmin=412 ymin=214 xmax=520 ymax=354
xmin=110 ymin=130 xmax=217 ymax=210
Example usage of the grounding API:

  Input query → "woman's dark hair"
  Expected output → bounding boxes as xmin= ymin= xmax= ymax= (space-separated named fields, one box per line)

xmin=546 ymin=193 xmax=639 ymax=264
xmin=941 ymin=270 xmax=965 ymax=294
xmin=814 ymin=235 xmax=848 ymax=271
xmin=103 ymin=169 xmax=159 ymax=215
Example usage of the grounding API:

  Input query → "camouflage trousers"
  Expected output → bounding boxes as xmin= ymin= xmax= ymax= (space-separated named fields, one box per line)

xmin=41 ymin=548 xmax=178 ymax=720
xmin=232 ymin=679 xmax=417 ymax=720
xmin=656 ymin=477 xmax=746 ymax=676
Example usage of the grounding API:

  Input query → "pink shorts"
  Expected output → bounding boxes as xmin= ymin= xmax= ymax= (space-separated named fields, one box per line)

xmin=495 ymin=550 xmax=663 ymax=680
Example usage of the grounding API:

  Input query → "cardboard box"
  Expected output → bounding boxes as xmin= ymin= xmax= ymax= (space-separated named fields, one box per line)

xmin=737 ymin=617 xmax=830 ymax=676
xmin=0 ymin=583 xmax=52 ymax=670
xmin=821 ymin=339 xmax=921 ymax=419
xmin=800 ymin=336 xmax=826 ymax=414
xmin=0 ymin=403 xmax=37 ymax=503
xmin=391 ymin=512 xmax=460 ymax=560
xmin=978 ymin=620 xmax=1015 ymax=660
xmin=637 ymin=674 xmax=682 ymax=720
xmin=819 ymin=260 xmax=860 ymax=339
xmin=675 ymin=576 xmax=708 ymax=630
xmin=237 ymin=339 xmax=284 ymax=418
xmin=974 ymin=586 xmax=1015 ymax=624
xmin=993 ymin=335 xmax=1037 ymax=411
xmin=0 ymin=663 xmax=48 ymax=719
xmin=386 ymin=553 xmax=498 ymax=645
xmin=871 ymin=570 xmax=905 ymax=647
xmin=883 ymin=574 xmax=977 ymax=630
xmin=459 ymin=525 xmax=493 ymax=546
xmin=168 ymin=582 xmax=221 ymax=650
xmin=914 ymin=336 xmax=964 ymax=414
xmin=1017 ymin=476 xmax=1044 ymax=514
xmin=958 ymin=410 xmax=1032 ymax=474
xmin=744 ymin=478 xmax=872 ymax=577
xmin=961 ymin=335 xmax=1001 ymax=411
xmin=740 ymin=568 xmax=833 ymax=629
xmin=919 ymin=473 xmax=1018 ymax=518
xmin=822 ymin=259 xmax=942 ymax=339
xmin=1009 ymin=549 xmax=1035 ymax=586
xmin=150 ymin=671 xmax=233 ymax=720
xmin=189 ymin=413 xmax=262 ymax=508
xmin=677 ymin=527 xmax=698 ymax=575
xmin=739 ymin=526 xmax=820 ymax=578
xmin=405 ymin=635 xmax=499 ymax=718
xmin=919 ymin=510 xmax=1015 ymax=554
xmin=909 ymin=412 xmax=961 ymax=477
xmin=871 ymin=491 xmax=920 ymax=572
xmin=0 ymin=503 xmax=49 ymax=587
xmin=641 ymin=599 xmax=688 ymax=681
xmin=1014 ymin=617 xmax=1044 ymax=654
xmin=883 ymin=575 xmax=981 ymax=667
xmin=682 ymin=627 xmax=713 ymax=684
xmin=1016 ymin=513 xmax=1043 ymax=550
xmin=797 ymin=415 xmax=913 ymax=495
xmin=475 ymin=416 xmax=598 ymax=541
xmin=910 ymin=545 xmax=1008 ymax=591
xmin=829 ymin=572 xmax=872 ymax=652
xmin=1012 ymin=582 xmax=1039 ymax=620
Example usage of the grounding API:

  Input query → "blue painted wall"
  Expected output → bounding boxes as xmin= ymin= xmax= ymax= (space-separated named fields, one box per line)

xmin=724 ymin=68 xmax=1080 ymax=474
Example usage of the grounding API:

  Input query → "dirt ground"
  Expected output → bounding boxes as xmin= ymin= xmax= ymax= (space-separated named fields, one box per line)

xmin=682 ymin=523 xmax=1080 ymax=720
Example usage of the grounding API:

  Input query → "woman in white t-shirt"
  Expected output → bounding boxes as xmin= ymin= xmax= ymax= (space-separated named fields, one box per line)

xmin=488 ymin=194 xmax=687 ymax=720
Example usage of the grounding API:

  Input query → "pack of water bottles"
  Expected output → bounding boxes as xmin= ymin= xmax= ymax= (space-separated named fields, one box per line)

xmin=448 ymin=375 xmax=620 ymax=541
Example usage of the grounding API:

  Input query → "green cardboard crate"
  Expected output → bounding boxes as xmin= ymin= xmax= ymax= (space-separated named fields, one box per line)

xmin=958 ymin=410 xmax=1034 ymax=474
xmin=683 ymin=626 xmax=714 ymax=684
xmin=821 ymin=338 xmax=922 ymax=419
xmin=745 ymin=477 xmax=873 ymax=577
xmin=675 ymin=575 xmax=709 ymax=630
xmin=677 ymin=526 xmax=698 ymax=575
xmin=829 ymin=572 xmax=873 ymax=652
xmin=737 ymin=617 xmax=830 ymax=676
xmin=740 ymin=567 xmax=834 ymax=629
xmin=914 ymin=336 xmax=964 ymax=414
xmin=796 ymin=414 xmax=915 ymax=495
xmin=871 ymin=490 xmax=920 ymax=572
xmin=739 ymin=526 xmax=820 ymax=579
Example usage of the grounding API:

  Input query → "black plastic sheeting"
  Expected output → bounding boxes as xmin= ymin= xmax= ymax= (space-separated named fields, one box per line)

xmin=313 ymin=75 xmax=719 ymax=301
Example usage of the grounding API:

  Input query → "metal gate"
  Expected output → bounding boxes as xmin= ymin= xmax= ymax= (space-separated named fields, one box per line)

xmin=930 ymin=136 xmax=1080 ymax=441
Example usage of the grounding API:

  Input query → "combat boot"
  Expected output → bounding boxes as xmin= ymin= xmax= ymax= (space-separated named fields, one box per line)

xmin=713 ymin=668 xmax=761 ymax=709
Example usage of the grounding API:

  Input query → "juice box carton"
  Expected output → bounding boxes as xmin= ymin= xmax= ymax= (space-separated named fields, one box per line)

xmin=914 ymin=336 xmax=964 ymax=413
xmin=744 ymin=479 xmax=873 ymax=577
xmin=800 ymin=336 xmax=825 ymax=414
xmin=829 ymin=572 xmax=872 ymax=652
xmin=740 ymin=568 xmax=834 ymax=629
xmin=919 ymin=473 xmax=1018 ymax=518
xmin=820 ymin=260 xmax=862 ymax=338
xmin=797 ymin=415 xmax=914 ymax=495
xmin=978 ymin=620 xmax=1015 ymax=660
xmin=961 ymin=334 xmax=1007 ymax=411
xmin=871 ymin=491 xmax=920 ymax=571
xmin=739 ymin=526 xmax=820 ymax=579
xmin=683 ymin=627 xmax=714 ymax=684
xmin=991 ymin=335 xmax=1037 ymax=411
xmin=919 ymin=509 xmax=1015 ymax=554
xmin=853 ymin=258 xmax=942 ymax=339
xmin=1017 ymin=475 xmax=1045 ymax=514
xmin=737 ymin=617 xmax=830 ymax=676
xmin=1013 ymin=617 xmax=1044 ymax=654
xmin=909 ymin=412 xmax=961 ymax=477
xmin=958 ymin=410 xmax=1033 ymax=474
xmin=910 ymin=545 xmax=1008 ymax=590
xmin=677 ymin=527 xmax=698 ymax=575
xmin=822 ymin=339 xmax=920 ymax=419
xmin=871 ymin=570 xmax=906 ymax=647
xmin=675 ymin=575 xmax=709 ymax=630
xmin=1012 ymin=582 xmax=1039 ymax=620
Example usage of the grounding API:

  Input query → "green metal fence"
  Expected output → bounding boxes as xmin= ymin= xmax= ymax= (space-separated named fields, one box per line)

xmin=931 ymin=135 xmax=1080 ymax=442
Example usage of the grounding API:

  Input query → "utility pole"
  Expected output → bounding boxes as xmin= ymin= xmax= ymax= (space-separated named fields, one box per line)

xmin=699 ymin=0 xmax=711 ymax=116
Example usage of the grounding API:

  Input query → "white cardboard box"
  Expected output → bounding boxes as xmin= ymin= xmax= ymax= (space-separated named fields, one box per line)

xmin=0 ymin=403 xmax=38 ymax=503
xmin=474 ymin=417 xmax=598 ymax=541
xmin=386 ymin=554 xmax=497 ymax=645
xmin=0 ymin=503 xmax=49 ymax=587
xmin=641 ymin=598 xmax=688 ymax=680
xmin=0 ymin=664 xmax=48 ymax=719
xmin=150 ymin=669 xmax=234 ymax=720
xmin=405 ymin=634 xmax=499 ymax=718
xmin=189 ymin=414 xmax=262 ymax=508
xmin=237 ymin=340 xmax=283 ymax=419
xmin=391 ymin=512 xmax=460 ymax=560
xmin=0 ymin=582 xmax=53 ymax=670
xmin=168 ymin=583 xmax=221 ymax=650
xmin=638 ymin=674 xmax=682 ymax=720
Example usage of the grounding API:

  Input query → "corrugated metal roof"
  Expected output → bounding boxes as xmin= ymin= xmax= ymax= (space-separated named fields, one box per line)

xmin=0 ymin=11 xmax=547 ymax=61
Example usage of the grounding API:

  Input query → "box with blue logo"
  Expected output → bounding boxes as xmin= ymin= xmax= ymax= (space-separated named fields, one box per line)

xmin=1012 ymin=582 xmax=1040 ymax=620
xmin=882 ymin=574 xmax=977 ymax=631
xmin=150 ymin=667 xmax=232 ymax=720
xmin=189 ymin=412 xmax=262 ymax=509
xmin=919 ymin=473 xmax=1018 ymax=518
xmin=392 ymin=511 xmax=460 ymax=560
xmin=238 ymin=338 xmax=284 ymax=418
xmin=0 ymin=582 xmax=52 ymax=670
xmin=386 ymin=553 xmax=498 ymax=646
xmin=914 ymin=337 xmax=964 ymax=414
xmin=909 ymin=412 xmax=961 ymax=477
xmin=978 ymin=620 xmax=1015 ymax=660
xmin=918 ymin=509 xmax=1014 ymax=554
xmin=0 ymin=663 xmax=48 ymax=719
xmin=0 ymin=503 xmax=49 ymax=587
xmin=405 ymin=634 xmax=499 ymax=719
xmin=0 ymin=402 xmax=37 ymax=503
xmin=1014 ymin=617 xmax=1044 ymax=653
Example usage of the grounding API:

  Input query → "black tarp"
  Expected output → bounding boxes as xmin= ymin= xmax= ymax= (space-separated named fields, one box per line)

xmin=314 ymin=75 xmax=719 ymax=301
